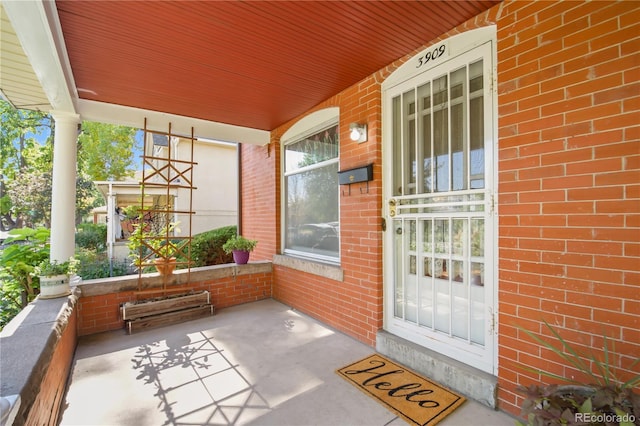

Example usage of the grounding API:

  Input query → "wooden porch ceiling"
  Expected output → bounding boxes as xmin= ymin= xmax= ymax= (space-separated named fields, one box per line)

xmin=56 ymin=1 xmax=499 ymax=132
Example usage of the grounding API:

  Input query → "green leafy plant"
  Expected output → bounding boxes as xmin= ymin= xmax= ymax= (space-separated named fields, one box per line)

xmin=222 ymin=235 xmax=257 ymax=254
xmin=0 ymin=227 xmax=50 ymax=303
xmin=127 ymin=220 xmax=188 ymax=275
xmin=516 ymin=320 xmax=640 ymax=426
xmin=0 ymin=286 xmax=22 ymax=331
xmin=36 ymin=257 xmax=79 ymax=277
xmin=128 ymin=221 xmax=179 ymax=259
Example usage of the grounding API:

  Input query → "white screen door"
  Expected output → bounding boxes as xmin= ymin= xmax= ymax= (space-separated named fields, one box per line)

xmin=383 ymin=39 xmax=496 ymax=374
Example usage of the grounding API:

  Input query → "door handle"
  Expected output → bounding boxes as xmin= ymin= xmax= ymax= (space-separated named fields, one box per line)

xmin=388 ymin=198 xmax=397 ymax=217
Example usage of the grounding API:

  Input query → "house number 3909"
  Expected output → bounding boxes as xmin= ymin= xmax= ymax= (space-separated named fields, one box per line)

xmin=416 ymin=44 xmax=446 ymax=68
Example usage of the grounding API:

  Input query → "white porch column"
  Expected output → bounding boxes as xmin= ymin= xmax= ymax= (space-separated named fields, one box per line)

xmin=106 ymin=184 xmax=115 ymax=260
xmin=49 ymin=111 xmax=81 ymax=262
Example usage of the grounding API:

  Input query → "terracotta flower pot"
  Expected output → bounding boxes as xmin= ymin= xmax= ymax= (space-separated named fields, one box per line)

xmin=153 ymin=257 xmax=177 ymax=275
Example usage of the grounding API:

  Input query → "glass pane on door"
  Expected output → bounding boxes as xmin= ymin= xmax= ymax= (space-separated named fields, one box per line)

xmin=394 ymin=219 xmax=404 ymax=318
xmin=392 ymin=96 xmax=402 ymax=196
xmin=433 ymin=75 xmax=449 ymax=193
xmin=418 ymin=83 xmax=432 ymax=193
xmin=471 ymin=217 xmax=485 ymax=345
xmin=469 ymin=59 xmax=485 ymax=189
xmin=451 ymin=67 xmax=467 ymax=191
xmin=394 ymin=218 xmax=418 ymax=322
xmin=405 ymin=220 xmax=417 ymax=322
xmin=404 ymin=90 xmax=417 ymax=195
xmin=451 ymin=259 xmax=468 ymax=339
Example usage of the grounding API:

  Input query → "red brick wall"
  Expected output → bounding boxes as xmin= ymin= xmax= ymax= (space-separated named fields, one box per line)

xmin=242 ymin=2 xmax=500 ymax=352
xmin=240 ymin=0 xmax=639 ymax=417
xmin=241 ymin=82 xmax=385 ymax=346
xmin=496 ymin=0 xmax=640 ymax=416
xmin=273 ymin=263 xmax=382 ymax=346
xmin=25 ymin=308 xmax=77 ymax=426
xmin=190 ymin=270 xmax=272 ymax=310
xmin=240 ymin=142 xmax=279 ymax=259
xmin=77 ymin=290 xmax=135 ymax=336
xmin=338 ymin=80 xmax=385 ymax=346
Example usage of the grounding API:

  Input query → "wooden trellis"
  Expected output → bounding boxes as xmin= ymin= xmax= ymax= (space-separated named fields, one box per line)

xmin=135 ymin=119 xmax=197 ymax=296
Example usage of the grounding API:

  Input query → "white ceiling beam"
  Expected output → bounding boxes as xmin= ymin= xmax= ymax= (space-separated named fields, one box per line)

xmin=78 ymin=99 xmax=270 ymax=146
xmin=2 ymin=0 xmax=77 ymax=113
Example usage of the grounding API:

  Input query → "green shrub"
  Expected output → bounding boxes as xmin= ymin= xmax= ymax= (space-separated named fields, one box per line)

xmin=191 ymin=225 xmax=237 ymax=266
xmin=75 ymin=223 xmax=107 ymax=251
xmin=75 ymin=249 xmax=133 ymax=279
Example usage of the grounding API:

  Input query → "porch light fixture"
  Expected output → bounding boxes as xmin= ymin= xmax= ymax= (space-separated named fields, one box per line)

xmin=349 ymin=122 xmax=367 ymax=143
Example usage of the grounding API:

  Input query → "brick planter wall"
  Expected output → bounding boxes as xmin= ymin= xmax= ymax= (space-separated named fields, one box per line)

xmin=0 ymin=295 xmax=78 ymax=426
xmin=24 ymin=306 xmax=77 ymax=426
xmin=77 ymin=262 xmax=273 ymax=336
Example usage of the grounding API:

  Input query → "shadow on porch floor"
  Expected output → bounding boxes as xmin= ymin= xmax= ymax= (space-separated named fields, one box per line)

xmin=60 ymin=299 xmax=516 ymax=426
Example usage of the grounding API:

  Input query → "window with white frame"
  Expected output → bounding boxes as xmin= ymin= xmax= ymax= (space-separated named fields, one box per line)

xmin=283 ymin=118 xmax=339 ymax=263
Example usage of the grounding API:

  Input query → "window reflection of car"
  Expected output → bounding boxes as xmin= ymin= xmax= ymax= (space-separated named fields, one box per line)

xmin=295 ymin=223 xmax=339 ymax=252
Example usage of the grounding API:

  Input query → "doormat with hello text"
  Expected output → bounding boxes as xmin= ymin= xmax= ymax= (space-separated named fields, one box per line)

xmin=337 ymin=354 xmax=465 ymax=426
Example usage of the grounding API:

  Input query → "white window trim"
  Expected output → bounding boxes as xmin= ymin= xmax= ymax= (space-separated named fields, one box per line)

xmin=281 ymin=107 xmax=340 ymax=144
xmin=280 ymin=107 xmax=340 ymax=264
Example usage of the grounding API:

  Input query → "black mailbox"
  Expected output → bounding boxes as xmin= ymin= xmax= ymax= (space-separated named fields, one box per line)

xmin=338 ymin=163 xmax=373 ymax=185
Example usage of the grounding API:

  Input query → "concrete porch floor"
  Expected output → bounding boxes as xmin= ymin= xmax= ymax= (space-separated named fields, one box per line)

xmin=60 ymin=299 xmax=517 ymax=426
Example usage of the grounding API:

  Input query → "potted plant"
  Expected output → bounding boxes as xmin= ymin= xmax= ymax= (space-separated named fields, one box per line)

xmin=222 ymin=235 xmax=257 ymax=264
xmin=128 ymin=221 xmax=181 ymax=275
xmin=516 ymin=320 xmax=640 ymax=426
xmin=36 ymin=257 xmax=79 ymax=299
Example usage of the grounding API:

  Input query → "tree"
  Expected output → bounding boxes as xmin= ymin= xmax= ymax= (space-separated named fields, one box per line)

xmin=0 ymin=100 xmax=141 ymax=229
xmin=75 ymin=121 xmax=141 ymax=225
xmin=6 ymin=170 xmax=52 ymax=228
xmin=5 ymin=159 xmax=103 ymax=227
xmin=0 ymin=101 xmax=52 ymax=230
xmin=77 ymin=121 xmax=140 ymax=181
xmin=75 ymin=176 xmax=102 ymax=225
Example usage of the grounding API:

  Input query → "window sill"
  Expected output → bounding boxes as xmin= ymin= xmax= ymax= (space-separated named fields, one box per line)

xmin=273 ymin=255 xmax=343 ymax=282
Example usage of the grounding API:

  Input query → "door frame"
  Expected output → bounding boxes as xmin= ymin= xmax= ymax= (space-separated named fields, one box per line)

xmin=381 ymin=26 xmax=499 ymax=375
